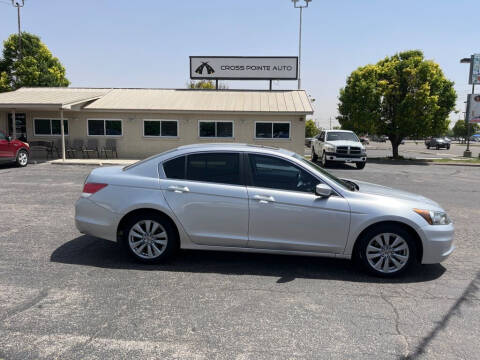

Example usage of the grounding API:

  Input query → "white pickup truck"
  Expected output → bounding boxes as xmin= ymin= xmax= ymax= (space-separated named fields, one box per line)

xmin=311 ymin=130 xmax=367 ymax=169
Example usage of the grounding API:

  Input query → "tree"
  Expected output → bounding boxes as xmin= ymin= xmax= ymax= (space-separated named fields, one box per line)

xmin=187 ymin=80 xmax=227 ymax=89
xmin=337 ymin=50 xmax=456 ymax=157
xmin=305 ymin=119 xmax=319 ymax=137
xmin=0 ymin=32 xmax=69 ymax=92
xmin=452 ymin=120 xmax=479 ymax=142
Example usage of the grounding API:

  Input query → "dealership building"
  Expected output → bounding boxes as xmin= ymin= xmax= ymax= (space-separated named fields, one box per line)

xmin=0 ymin=87 xmax=313 ymax=159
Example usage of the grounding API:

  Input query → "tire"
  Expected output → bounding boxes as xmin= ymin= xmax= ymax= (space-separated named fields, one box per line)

xmin=446 ymin=145 xmax=450 ymax=150
xmin=311 ymin=147 xmax=318 ymax=162
xmin=356 ymin=162 xmax=366 ymax=169
xmin=426 ymin=145 xmax=430 ymax=149
xmin=354 ymin=224 xmax=417 ymax=277
xmin=121 ymin=213 xmax=179 ymax=264
xmin=321 ymin=152 xmax=329 ymax=168
xmin=16 ymin=150 xmax=28 ymax=167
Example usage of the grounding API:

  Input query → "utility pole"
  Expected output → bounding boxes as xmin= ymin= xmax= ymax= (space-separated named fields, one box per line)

xmin=291 ymin=0 xmax=312 ymax=90
xmin=329 ymin=117 xmax=332 ymax=130
xmin=11 ymin=0 xmax=25 ymax=60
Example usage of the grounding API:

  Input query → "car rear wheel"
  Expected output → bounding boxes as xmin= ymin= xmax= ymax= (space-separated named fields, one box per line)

xmin=311 ymin=147 xmax=318 ymax=162
xmin=355 ymin=224 xmax=416 ymax=277
xmin=122 ymin=214 xmax=178 ymax=264
xmin=16 ymin=150 xmax=28 ymax=167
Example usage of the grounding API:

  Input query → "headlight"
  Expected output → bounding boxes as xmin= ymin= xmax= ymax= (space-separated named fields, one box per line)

xmin=324 ymin=144 xmax=335 ymax=152
xmin=413 ymin=209 xmax=451 ymax=225
xmin=361 ymin=148 xmax=366 ymax=154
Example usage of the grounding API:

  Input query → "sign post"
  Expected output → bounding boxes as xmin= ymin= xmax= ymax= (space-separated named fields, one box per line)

xmin=190 ymin=56 xmax=298 ymax=90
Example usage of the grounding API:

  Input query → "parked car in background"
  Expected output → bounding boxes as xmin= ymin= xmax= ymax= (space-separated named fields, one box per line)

xmin=0 ymin=130 xmax=30 ymax=167
xmin=425 ymin=137 xmax=450 ymax=150
xmin=305 ymin=137 xmax=313 ymax=147
xmin=75 ymin=143 xmax=454 ymax=277
xmin=311 ymin=130 xmax=367 ymax=169
xmin=360 ymin=136 xmax=370 ymax=145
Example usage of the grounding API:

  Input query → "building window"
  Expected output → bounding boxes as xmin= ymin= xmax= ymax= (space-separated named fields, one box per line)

xmin=34 ymin=118 xmax=69 ymax=136
xmin=199 ymin=121 xmax=233 ymax=138
xmin=88 ymin=119 xmax=122 ymax=136
xmin=255 ymin=122 xmax=290 ymax=139
xmin=144 ymin=120 xmax=178 ymax=137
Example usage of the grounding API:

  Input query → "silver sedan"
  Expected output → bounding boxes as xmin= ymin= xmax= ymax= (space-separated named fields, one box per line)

xmin=75 ymin=144 xmax=454 ymax=277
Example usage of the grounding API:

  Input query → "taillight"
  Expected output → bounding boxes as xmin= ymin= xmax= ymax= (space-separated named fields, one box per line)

xmin=82 ymin=183 xmax=108 ymax=196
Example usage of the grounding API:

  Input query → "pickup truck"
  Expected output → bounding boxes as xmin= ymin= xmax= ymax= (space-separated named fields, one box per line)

xmin=311 ymin=130 xmax=367 ymax=169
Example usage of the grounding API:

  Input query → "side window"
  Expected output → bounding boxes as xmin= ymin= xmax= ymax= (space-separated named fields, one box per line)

xmin=0 ymin=131 xmax=6 ymax=140
xmin=248 ymin=154 xmax=320 ymax=193
xmin=163 ymin=156 xmax=186 ymax=179
xmin=186 ymin=153 xmax=241 ymax=185
xmin=319 ymin=132 xmax=325 ymax=142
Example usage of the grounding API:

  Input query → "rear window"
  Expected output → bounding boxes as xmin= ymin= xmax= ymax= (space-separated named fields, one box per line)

xmin=163 ymin=156 xmax=186 ymax=179
xmin=186 ymin=153 xmax=241 ymax=185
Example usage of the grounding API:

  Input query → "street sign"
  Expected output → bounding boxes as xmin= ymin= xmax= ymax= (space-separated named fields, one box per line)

xmin=468 ymin=94 xmax=480 ymax=123
xmin=190 ymin=56 xmax=298 ymax=80
xmin=469 ymin=54 xmax=480 ymax=85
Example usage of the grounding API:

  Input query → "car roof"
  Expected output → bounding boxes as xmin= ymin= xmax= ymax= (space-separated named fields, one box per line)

xmin=324 ymin=129 xmax=354 ymax=133
xmin=175 ymin=143 xmax=294 ymax=155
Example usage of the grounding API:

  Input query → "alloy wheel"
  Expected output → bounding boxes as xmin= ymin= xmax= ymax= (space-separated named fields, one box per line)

xmin=128 ymin=220 xmax=168 ymax=259
xmin=18 ymin=151 xmax=28 ymax=166
xmin=365 ymin=233 xmax=409 ymax=274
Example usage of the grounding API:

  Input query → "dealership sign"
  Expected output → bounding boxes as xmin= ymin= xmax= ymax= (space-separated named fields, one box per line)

xmin=469 ymin=54 xmax=480 ymax=85
xmin=190 ymin=56 xmax=298 ymax=80
xmin=468 ymin=94 xmax=480 ymax=123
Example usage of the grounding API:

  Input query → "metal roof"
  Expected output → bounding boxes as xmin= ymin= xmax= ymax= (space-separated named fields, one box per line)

xmin=85 ymin=88 xmax=313 ymax=114
xmin=0 ymin=87 xmax=313 ymax=114
xmin=0 ymin=87 xmax=111 ymax=109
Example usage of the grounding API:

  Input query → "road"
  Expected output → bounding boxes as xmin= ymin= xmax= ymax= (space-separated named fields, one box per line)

xmin=305 ymin=141 xmax=480 ymax=159
xmin=0 ymin=162 xmax=478 ymax=359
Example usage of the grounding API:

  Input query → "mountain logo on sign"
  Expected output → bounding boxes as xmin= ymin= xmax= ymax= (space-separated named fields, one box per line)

xmin=195 ymin=62 xmax=215 ymax=75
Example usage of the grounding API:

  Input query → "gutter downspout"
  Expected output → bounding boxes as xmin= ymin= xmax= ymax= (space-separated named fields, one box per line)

xmin=60 ymin=108 xmax=65 ymax=161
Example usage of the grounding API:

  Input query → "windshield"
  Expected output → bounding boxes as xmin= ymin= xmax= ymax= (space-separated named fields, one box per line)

xmin=292 ymin=154 xmax=353 ymax=191
xmin=326 ymin=132 xmax=359 ymax=142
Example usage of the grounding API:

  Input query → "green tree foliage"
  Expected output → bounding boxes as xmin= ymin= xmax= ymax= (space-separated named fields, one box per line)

xmin=305 ymin=119 xmax=319 ymax=138
xmin=0 ymin=32 xmax=69 ymax=92
xmin=188 ymin=80 xmax=227 ymax=89
xmin=338 ymin=50 xmax=456 ymax=157
xmin=452 ymin=120 xmax=479 ymax=142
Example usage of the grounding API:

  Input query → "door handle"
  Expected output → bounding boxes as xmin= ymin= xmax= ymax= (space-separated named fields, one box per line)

xmin=253 ymin=194 xmax=275 ymax=203
xmin=167 ymin=185 xmax=190 ymax=193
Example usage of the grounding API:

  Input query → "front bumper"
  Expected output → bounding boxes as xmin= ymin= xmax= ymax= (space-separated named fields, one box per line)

xmin=75 ymin=197 xmax=118 ymax=241
xmin=419 ymin=223 xmax=455 ymax=264
xmin=325 ymin=152 xmax=366 ymax=163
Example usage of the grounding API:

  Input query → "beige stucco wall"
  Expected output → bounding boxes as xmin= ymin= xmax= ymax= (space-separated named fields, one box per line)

xmin=1 ymin=110 xmax=306 ymax=158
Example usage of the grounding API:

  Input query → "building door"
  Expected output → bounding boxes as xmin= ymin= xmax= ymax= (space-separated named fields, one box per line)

xmin=8 ymin=113 xmax=27 ymax=140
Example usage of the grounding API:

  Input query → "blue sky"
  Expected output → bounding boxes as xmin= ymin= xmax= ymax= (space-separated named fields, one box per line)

xmin=0 ymin=0 xmax=476 ymax=128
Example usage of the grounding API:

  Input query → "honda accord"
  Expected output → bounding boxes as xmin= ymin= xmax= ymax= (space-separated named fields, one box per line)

xmin=75 ymin=144 xmax=454 ymax=277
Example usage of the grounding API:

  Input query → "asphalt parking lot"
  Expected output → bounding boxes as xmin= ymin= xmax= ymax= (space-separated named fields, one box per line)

xmin=0 ymin=162 xmax=479 ymax=359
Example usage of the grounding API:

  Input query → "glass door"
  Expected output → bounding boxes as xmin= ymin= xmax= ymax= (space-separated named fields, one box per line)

xmin=8 ymin=113 xmax=27 ymax=141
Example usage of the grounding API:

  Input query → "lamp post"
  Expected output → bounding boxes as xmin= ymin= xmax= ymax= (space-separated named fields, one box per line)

xmin=460 ymin=56 xmax=475 ymax=157
xmin=11 ymin=0 xmax=25 ymax=60
xmin=291 ymin=0 xmax=311 ymax=90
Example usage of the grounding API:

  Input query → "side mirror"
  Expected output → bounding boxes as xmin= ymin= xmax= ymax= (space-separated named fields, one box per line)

xmin=315 ymin=183 xmax=333 ymax=197
xmin=7 ymin=136 xmax=12 ymax=142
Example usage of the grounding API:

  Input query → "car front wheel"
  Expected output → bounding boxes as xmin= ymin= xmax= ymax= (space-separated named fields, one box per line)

xmin=355 ymin=224 xmax=416 ymax=277
xmin=356 ymin=162 xmax=366 ymax=169
xmin=16 ymin=150 xmax=28 ymax=167
xmin=122 ymin=213 xmax=178 ymax=264
xmin=311 ymin=147 xmax=318 ymax=162
xmin=321 ymin=152 xmax=329 ymax=168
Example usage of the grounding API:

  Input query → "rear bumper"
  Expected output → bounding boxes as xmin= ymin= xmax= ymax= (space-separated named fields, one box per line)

xmin=325 ymin=152 xmax=366 ymax=163
xmin=75 ymin=197 xmax=118 ymax=241
xmin=419 ymin=223 xmax=455 ymax=264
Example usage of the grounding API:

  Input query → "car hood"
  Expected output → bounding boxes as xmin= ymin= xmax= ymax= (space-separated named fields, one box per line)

xmin=326 ymin=140 xmax=364 ymax=148
xmin=348 ymin=180 xmax=440 ymax=208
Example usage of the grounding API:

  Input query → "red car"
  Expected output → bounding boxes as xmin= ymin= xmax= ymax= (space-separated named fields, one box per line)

xmin=0 ymin=130 xmax=30 ymax=167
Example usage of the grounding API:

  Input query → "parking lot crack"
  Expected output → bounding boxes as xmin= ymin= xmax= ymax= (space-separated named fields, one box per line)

xmin=0 ymin=288 xmax=48 ymax=322
xmin=381 ymin=294 xmax=410 ymax=358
